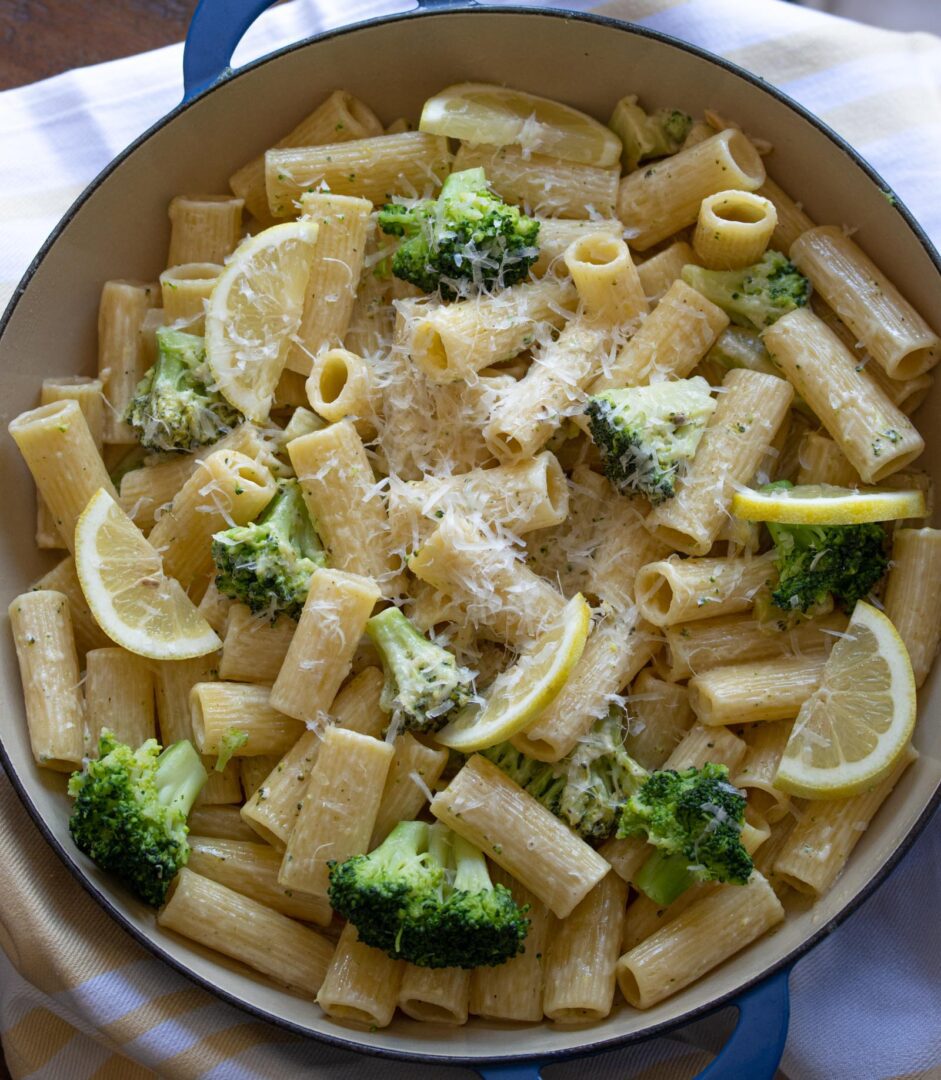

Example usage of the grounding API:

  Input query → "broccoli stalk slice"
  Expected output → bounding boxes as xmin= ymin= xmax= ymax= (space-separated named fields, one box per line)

xmin=211 ymin=480 xmax=325 ymax=620
xmin=365 ymin=607 xmax=474 ymax=734
xmin=125 ymin=327 xmax=242 ymax=453
xmin=450 ymin=831 xmax=494 ymax=894
xmin=633 ymin=849 xmax=700 ymax=908
xmin=585 ymin=378 xmax=716 ymax=504
xmin=608 ymin=95 xmax=693 ymax=172
xmin=67 ymin=732 xmax=208 ymax=907
xmin=681 ymin=251 xmax=811 ymax=331
xmin=215 ymin=729 xmax=249 ymax=772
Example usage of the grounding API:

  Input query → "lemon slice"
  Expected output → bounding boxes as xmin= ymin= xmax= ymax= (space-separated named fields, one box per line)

xmin=75 ymin=489 xmax=221 ymax=660
xmin=436 ymin=594 xmax=591 ymax=753
xmin=732 ymin=483 xmax=926 ymax=525
xmin=773 ymin=601 xmax=916 ymax=799
xmin=419 ymin=83 xmax=622 ymax=168
xmin=205 ymin=220 xmax=319 ymax=422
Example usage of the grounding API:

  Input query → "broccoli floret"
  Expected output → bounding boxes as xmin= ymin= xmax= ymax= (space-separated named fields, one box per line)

xmin=211 ymin=480 xmax=325 ymax=620
xmin=482 ymin=709 xmax=648 ymax=842
xmin=376 ymin=167 xmax=540 ymax=299
xmin=617 ymin=763 xmax=753 ymax=907
xmin=126 ymin=327 xmax=242 ymax=452
xmin=215 ymin=728 xmax=248 ymax=771
xmin=608 ymin=95 xmax=693 ymax=171
xmin=68 ymin=731 xmax=207 ymax=907
xmin=365 ymin=607 xmax=474 ymax=733
xmin=327 ymin=820 xmax=529 ymax=968
xmin=762 ymin=483 xmax=889 ymax=613
xmin=682 ymin=251 xmax=811 ymax=331
xmin=585 ymin=377 xmax=717 ymax=504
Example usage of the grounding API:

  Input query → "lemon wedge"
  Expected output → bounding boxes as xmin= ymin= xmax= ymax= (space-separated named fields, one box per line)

xmin=435 ymin=593 xmax=592 ymax=753
xmin=75 ymin=489 xmax=221 ymax=660
xmin=205 ymin=220 xmax=319 ymax=422
xmin=420 ymin=83 xmax=622 ymax=168
xmin=732 ymin=483 xmax=926 ymax=525
xmin=773 ymin=600 xmax=916 ymax=799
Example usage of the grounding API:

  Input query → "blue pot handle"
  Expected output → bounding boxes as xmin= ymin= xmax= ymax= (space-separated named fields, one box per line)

xmin=182 ymin=0 xmax=480 ymax=101
xmin=476 ymin=966 xmax=791 ymax=1080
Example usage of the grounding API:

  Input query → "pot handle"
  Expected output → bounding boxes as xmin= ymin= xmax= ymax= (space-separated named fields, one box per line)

xmin=182 ymin=0 xmax=478 ymax=101
xmin=475 ymin=966 xmax=791 ymax=1080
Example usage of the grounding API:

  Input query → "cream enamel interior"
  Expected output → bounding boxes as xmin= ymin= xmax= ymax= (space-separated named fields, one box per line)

xmin=1 ymin=9 xmax=940 ymax=1064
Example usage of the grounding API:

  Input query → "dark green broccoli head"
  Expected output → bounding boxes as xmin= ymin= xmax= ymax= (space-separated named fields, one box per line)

xmin=618 ymin=762 xmax=753 ymax=906
xmin=126 ymin=328 xmax=242 ymax=452
xmin=211 ymin=480 xmax=325 ymax=620
xmin=328 ymin=821 xmax=529 ymax=968
xmin=585 ymin=377 xmax=716 ymax=504
xmin=68 ymin=732 xmax=207 ymax=907
xmin=377 ymin=167 xmax=540 ymax=299
xmin=682 ymin=251 xmax=811 ymax=331
xmin=764 ymin=487 xmax=889 ymax=614
xmin=365 ymin=607 xmax=474 ymax=733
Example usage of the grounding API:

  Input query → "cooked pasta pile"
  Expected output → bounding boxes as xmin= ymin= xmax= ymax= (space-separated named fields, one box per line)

xmin=7 ymin=83 xmax=941 ymax=1028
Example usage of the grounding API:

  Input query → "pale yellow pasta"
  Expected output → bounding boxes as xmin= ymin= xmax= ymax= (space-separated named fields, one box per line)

xmin=146 ymin=449 xmax=277 ymax=591
xmin=85 ymin=648 xmax=155 ymax=750
xmin=153 ymin=653 xmax=217 ymax=746
xmin=773 ymin=745 xmax=917 ymax=897
xmin=617 ymin=130 xmax=766 ymax=251
xmin=564 ymin=233 xmax=647 ymax=326
xmin=317 ymin=924 xmax=404 ymax=1029
xmin=196 ymin=759 xmax=243 ymax=807
xmin=35 ymin=376 xmax=106 ymax=549
xmin=763 ymin=308 xmax=924 ymax=483
xmin=616 ymin=871 xmax=785 ymax=1008
xmin=408 ymin=516 xmax=566 ymax=648
xmin=31 ymin=556 xmax=111 ymax=656
xmin=266 ymin=132 xmax=451 ymax=217
xmin=622 ymin=883 xmax=716 ymax=953
xmin=398 ymin=965 xmax=470 ymax=1026
xmin=304 ymin=348 xmax=377 ymax=440
xmin=588 ymin=278 xmax=729 ymax=394
xmin=624 ymin=669 xmax=695 ymax=770
xmin=229 ymin=89 xmax=383 ymax=222
xmin=659 ymin=612 xmax=844 ymax=683
xmin=288 ymin=421 xmax=398 ymax=588
xmin=158 ymin=868 xmax=333 ymax=997
xmin=515 ymin=607 xmax=660 ymax=763
xmin=97 ymin=279 xmax=158 ymax=443
xmin=733 ymin=721 xmax=794 ymax=824
xmin=532 ymin=219 xmax=623 ymax=276
xmin=663 ymin=722 xmax=748 ymax=773
xmin=692 ymin=190 xmax=777 ymax=270
xmin=196 ymin=580 xmax=232 ymax=638
xmin=430 ymin=755 xmax=610 ymax=919
xmin=240 ymin=667 xmax=386 ymax=848
xmin=757 ymin=176 xmax=814 ymax=253
xmin=159 ymin=262 xmax=221 ymax=332
xmin=239 ymin=754 xmax=282 ymax=800
xmin=454 ymin=142 xmax=619 ymax=218
xmin=884 ymin=528 xmax=941 ymax=688
xmin=636 ymin=241 xmax=698 ymax=305
xmin=484 ymin=322 xmax=607 ymax=459
xmin=369 ymin=734 xmax=449 ymax=847
xmin=187 ymin=805 xmax=260 ymax=842
xmin=543 ymin=872 xmax=628 ymax=1023
xmin=190 ymin=682 xmax=305 ymax=758
xmin=790 ymin=225 xmax=941 ymax=380
xmin=219 ymin=604 xmax=296 ymax=684
xmin=796 ymin=431 xmax=862 ymax=487
xmin=646 ymin=369 xmax=794 ymax=555
xmin=8 ymin=591 xmax=85 ymax=771
xmin=635 ymin=551 xmax=777 ymax=627
xmin=469 ymin=867 xmax=550 ymax=1022
xmin=404 ymin=278 xmax=575 ymax=383
xmin=278 ymin=727 xmax=394 ymax=913
xmin=167 ymin=195 xmax=243 ymax=267
xmin=687 ymin=654 xmax=827 ymax=726
xmin=9 ymin=400 xmax=117 ymax=554
xmin=286 ymin=194 xmax=373 ymax=374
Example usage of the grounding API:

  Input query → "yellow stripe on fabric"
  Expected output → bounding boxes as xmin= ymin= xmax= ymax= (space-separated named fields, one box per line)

xmin=0 ymin=185 xmax=84 ymax=225
xmin=2 ymin=1006 xmax=80 ymax=1074
xmin=724 ymin=26 xmax=889 ymax=84
xmin=87 ymin=1052 xmax=159 ymax=1080
xmin=820 ymin=82 xmax=941 ymax=147
xmin=593 ymin=0 xmax=690 ymax=21
xmin=158 ymin=1020 xmax=300 ymax=1080
xmin=99 ymin=988 xmax=210 ymax=1046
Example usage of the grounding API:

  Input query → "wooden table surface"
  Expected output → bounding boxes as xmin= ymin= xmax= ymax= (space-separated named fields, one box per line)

xmin=0 ymin=0 xmax=201 ymax=91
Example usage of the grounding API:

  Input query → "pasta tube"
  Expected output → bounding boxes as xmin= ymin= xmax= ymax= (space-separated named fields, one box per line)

xmin=316 ymin=924 xmax=404 ymax=1029
xmin=190 ymin=682 xmax=305 ymax=758
xmin=85 ymin=647 xmax=155 ymax=751
xmin=218 ymin=605 xmax=296 ymax=684
xmin=167 ymin=195 xmax=243 ymax=267
xmin=687 ymin=655 xmax=826 ymax=726
xmin=564 ymin=233 xmax=648 ymax=326
xmin=692 ymin=190 xmax=777 ymax=270
xmin=635 ymin=552 xmax=777 ymax=627
xmin=884 ymin=528 xmax=941 ymax=687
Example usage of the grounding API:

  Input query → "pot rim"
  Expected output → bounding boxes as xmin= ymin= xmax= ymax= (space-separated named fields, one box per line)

xmin=1 ymin=3 xmax=940 ymax=1067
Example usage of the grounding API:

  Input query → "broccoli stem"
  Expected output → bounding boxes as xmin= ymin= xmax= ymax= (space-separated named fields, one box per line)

xmin=153 ymin=741 xmax=208 ymax=818
xmin=634 ymin=848 xmax=696 ymax=907
xmin=451 ymin=833 xmax=493 ymax=894
xmin=366 ymin=607 xmax=444 ymax=698
xmin=380 ymin=819 xmax=430 ymax=869
xmin=260 ymin=481 xmax=323 ymax=561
